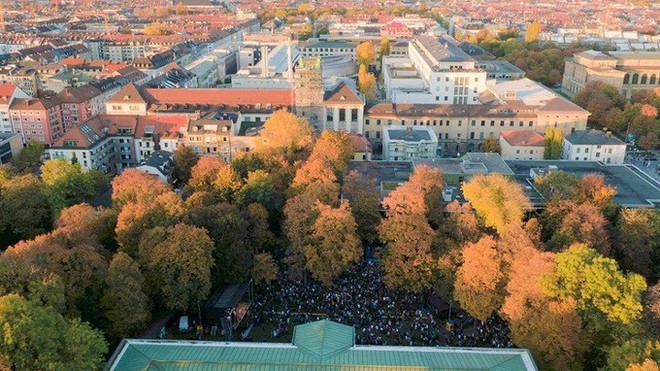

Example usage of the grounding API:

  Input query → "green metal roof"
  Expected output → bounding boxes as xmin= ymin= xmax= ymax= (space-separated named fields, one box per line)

xmin=107 ymin=320 xmax=538 ymax=371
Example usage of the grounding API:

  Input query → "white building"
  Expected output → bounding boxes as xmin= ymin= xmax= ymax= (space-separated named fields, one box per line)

xmin=383 ymin=36 xmax=487 ymax=104
xmin=382 ymin=126 xmax=438 ymax=161
xmin=562 ymin=129 xmax=626 ymax=164
xmin=0 ymin=132 xmax=23 ymax=164
xmin=231 ymin=43 xmax=298 ymax=89
xmin=499 ymin=130 xmax=545 ymax=160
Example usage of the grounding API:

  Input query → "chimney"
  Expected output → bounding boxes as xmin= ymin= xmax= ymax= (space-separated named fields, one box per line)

xmin=606 ymin=131 xmax=612 ymax=138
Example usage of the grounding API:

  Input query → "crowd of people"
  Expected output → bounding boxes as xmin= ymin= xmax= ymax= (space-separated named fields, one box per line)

xmin=248 ymin=260 xmax=513 ymax=348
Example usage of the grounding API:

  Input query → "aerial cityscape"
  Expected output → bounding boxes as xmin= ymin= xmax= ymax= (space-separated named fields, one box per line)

xmin=0 ymin=0 xmax=658 ymax=370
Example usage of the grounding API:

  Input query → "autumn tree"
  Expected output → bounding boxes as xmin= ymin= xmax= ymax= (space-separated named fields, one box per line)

xmin=102 ymin=252 xmax=150 ymax=337
xmin=549 ymin=202 xmax=611 ymax=255
xmin=638 ymin=132 xmax=659 ymax=150
xmin=356 ymin=41 xmax=377 ymax=65
xmin=175 ymin=1 xmax=188 ymax=15
xmin=0 ymin=294 xmax=107 ymax=370
xmin=605 ymin=339 xmax=660 ymax=371
xmin=573 ymin=82 xmax=626 ymax=128
xmin=481 ymin=135 xmax=500 ymax=152
xmin=454 ymin=236 xmax=506 ymax=321
xmin=462 ymin=174 xmax=531 ymax=235
xmin=173 ymin=145 xmax=198 ymax=185
xmin=379 ymin=36 xmax=391 ymax=59
xmin=378 ymin=181 xmax=435 ymax=292
xmin=544 ymin=243 xmax=647 ymax=325
xmin=139 ymin=224 xmax=214 ymax=312
xmin=143 ymin=21 xmax=171 ymax=36
xmin=407 ymin=164 xmax=445 ymax=227
xmin=252 ymin=252 xmax=278 ymax=284
xmin=284 ymin=191 xmax=321 ymax=278
xmin=236 ymin=170 xmax=284 ymax=214
xmin=0 ymin=174 xmax=51 ymax=241
xmin=342 ymin=171 xmax=381 ymax=243
xmin=111 ymin=168 xmax=170 ymax=209
xmin=643 ymin=282 xmax=660 ymax=338
xmin=615 ymin=209 xmax=658 ymax=278
xmin=244 ymin=203 xmax=276 ymax=252
xmin=501 ymin=250 xmax=589 ymax=370
xmin=524 ymin=19 xmax=541 ymax=43
xmin=255 ymin=110 xmax=313 ymax=154
xmin=214 ymin=165 xmax=243 ymax=202
xmin=188 ymin=156 xmax=227 ymax=192
xmin=544 ymin=127 xmax=563 ymax=159
xmin=358 ymin=64 xmax=377 ymax=100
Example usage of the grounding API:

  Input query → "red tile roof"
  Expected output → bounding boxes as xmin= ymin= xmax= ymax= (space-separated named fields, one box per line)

xmin=324 ymin=82 xmax=363 ymax=105
xmin=0 ymin=85 xmax=17 ymax=102
xmin=142 ymin=88 xmax=294 ymax=107
xmin=500 ymin=130 xmax=545 ymax=147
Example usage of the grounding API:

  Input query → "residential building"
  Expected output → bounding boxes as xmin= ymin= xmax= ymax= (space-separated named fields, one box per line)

xmin=562 ymin=129 xmax=626 ymax=164
xmin=562 ymin=50 xmax=660 ymax=98
xmin=382 ymin=126 xmax=438 ymax=161
xmin=0 ymin=85 xmax=30 ymax=133
xmin=135 ymin=150 xmax=173 ymax=183
xmin=183 ymin=119 xmax=233 ymax=163
xmin=0 ymin=133 xmax=23 ymax=164
xmin=349 ymin=134 xmax=372 ymax=161
xmin=499 ymin=130 xmax=545 ymax=160
xmin=107 ymin=320 xmax=537 ymax=370
xmin=9 ymin=97 xmax=63 ymax=144
xmin=381 ymin=22 xmax=414 ymax=38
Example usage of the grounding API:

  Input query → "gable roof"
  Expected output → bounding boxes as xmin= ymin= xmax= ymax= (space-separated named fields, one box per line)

xmin=142 ymin=88 xmax=294 ymax=107
xmin=106 ymin=83 xmax=147 ymax=104
xmin=500 ymin=130 xmax=545 ymax=147
xmin=564 ymin=129 xmax=625 ymax=146
xmin=324 ymin=82 xmax=363 ymax=105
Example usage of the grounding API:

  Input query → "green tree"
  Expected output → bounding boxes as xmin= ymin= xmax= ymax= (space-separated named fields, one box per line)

xmin=252 ymin=252 xmax=278 ymax=284
xmin=12 ymin=141 xmax=44 ymax=171
xmin=139 ymin=224 xmax=214 ymax=312
xmin=544 ymin=127 xmax=563 ymax=159
xmin=41 ymin=159 xmax=107 ymax=215
xmin=0 ymin=174 xmax=51 ymax=241
xmin=462 ymin=174 xmax=531 ymax=235
xmin=605 ymin=339 xmax=660 ymax=371
xmin=284 ymin=191 xmax=321 ymax=279
xmin=544 ymin=243 xmax=647 ymax=325
xmin=173 ymin=145 xmax=199 ymax=185
xmin=615 ymin=209 xmax=658 ymax=278
xmin=236 ymin=170 xmax=284 ymax=214
xmin=342 ymin=171 xmax=381 ymax=243
xmin=102 ymin=252 xmax=150 ymax=337
xmin=0 ymin=294 xmax=107 ymax=370
xmin=304 ymin=201 xmax=362 ymax=286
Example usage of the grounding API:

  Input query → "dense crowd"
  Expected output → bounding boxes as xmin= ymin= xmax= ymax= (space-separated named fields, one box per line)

xmin=249 ymin=260 xmax=512 ymax=348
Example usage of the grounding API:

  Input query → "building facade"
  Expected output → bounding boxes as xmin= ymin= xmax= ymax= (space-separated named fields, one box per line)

xmin=382 ymin=126 xmax=438 ymax=161
xmin=562 ymin=129 xmax=626 ymax=164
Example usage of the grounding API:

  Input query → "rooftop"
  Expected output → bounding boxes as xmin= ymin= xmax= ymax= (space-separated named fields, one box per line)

xmin=385 ymin=126 xmax=434 ymax=142
xmin=500 ymin=130 xmax=545 ymax=147
xmin=564 ymin=129 xmax=625 ymax=145
xmin=108 ymin=320 xmax=537 ymax=370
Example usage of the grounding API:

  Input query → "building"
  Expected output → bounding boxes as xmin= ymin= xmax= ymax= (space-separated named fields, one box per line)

xmin=383 ymin=36 xmax=488 ymax=105
xmin=562 ymin=129 xmax=626 ymax=164
xmin=382 ymin=126 xmax=438 ymax=161
xmin=0 ymin=85 xmax=29 ymax=134
xmin=322 ymin=81 xmax=364 ymax=133
xmin=365 ymin=78 xmax=589 ymax=156
xmin=0 ymin=133 xmax=23 ymax=164
xmin=349 ymin=134 xmax=372 ymax=161
xmin=499 ymin=130 xmax=545 ymax=160
xmin=107 ymin=320 xmax=538 ymax=370
xmin=9 ymin=97 xmax=63 ymax=144
xmin=183 ymin=119 xmax=233 ymax=162
xmin=135 ymin=150 xmax=173 ymax=183
xmin=300 ymin=41 xmax=357 ymax=59
xmin=562 ymin=50 xmax=660 ymax=98
xmin=381 ymin=22 xmax=414 ymax=38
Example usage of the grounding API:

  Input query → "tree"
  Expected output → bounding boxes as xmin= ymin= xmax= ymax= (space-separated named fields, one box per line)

xmin=173 ymin=145 xmax=198 ymax=185
xmin=638 ymin=132 xmax=659 ymax=150
xmin=236 ymin=170 xmax=284 ymax=213
xmin=304 ymin=201 xmax=362 ymax=286
xmin=643 ymin=282 xmax=660 ymax=338
xmin=214 ymin=165 xmax=243 ymax=202
xmin=573 ymin=82 xmax=626 ymax=128
xmin=342 ymin=171 xmax=381 ymax=243
xmin=576 ymin=173 xmax=616 ymax=209
xmin=111 ymin=169 xmax=170 ymax=209
xmin=139 ymin=224 xmax=214 ymax=312
xmin=252 ymin=252 xmax=278 ymax=284
xmin=0 ymin=294 xmax=107 ymax=370
xmin=524 ymin=20 xmax=541 ymax=43
xmin=0 ymin=174 xmax=51 ymax=240
xmin=379 ymin=37 xmax=391 ymax=60
xmin=307 ymin=130 xmax=355 ymax=180
xmin=550 ymin=202 xmax=610 ymax=255
xmin=615 ymin=209 xmax=657 ymax=278
xmin=407 ymin=165 xmax=445 ymax=227
xmin=379 ymin=182 xmax=435 ymax=292
xmin=256 ymin=110 xmax=313 ymax=154
xmin=358 ymin=64 xmax=377 ymax=100
xmin=11 ymin=141 xmax=44 ymax=171
xmin=481 ymin=135 xmax=500 ymax=152
xmin=544 ymin=243 xmax=647 ymax=325
xmin=605 ymin=339 xmax=660 ymax=371
xmin=175 ymin=1 xmax=188 ymax=15
xmin=462 ymin=174 xmax=531 ymax=235
xmin=454 ymin=236 xmax=506 ymax=321
xmin=244 ymin=203 xmax=275 ymax=252
xmin=40 ymin=159 xmax=106 ymax=215
xmin=356 ymin=41 xmax=377 ymax=65
xmin=102 ymin=252 xmax=150 ymax=337
xmin=188 ymin=156 xmax=226 ymax=192
xmin=284 ymin=191 xmax=321 ymax=278
xmin=143 ymin=22 xmax=171 ymax=36
xmin=544 ymin=127 xmax=563 ymax=159
xmin=626 ymin=359 xmax=659 ymax=371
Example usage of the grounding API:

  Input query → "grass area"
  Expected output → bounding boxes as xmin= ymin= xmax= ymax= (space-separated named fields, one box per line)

xmin=444 ymin=174 xmax=466 ymax=187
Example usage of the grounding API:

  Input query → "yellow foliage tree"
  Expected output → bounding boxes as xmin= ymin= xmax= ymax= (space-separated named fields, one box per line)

xmin=358 ymin=64 xmax=376 ymax=100
xmin=356 ymin=41 xmax=376 ymax=65
xmin=525 ymin=20 xmax=541 ymax=43
xmin=143 ymin=22 xmax=170 ymax=36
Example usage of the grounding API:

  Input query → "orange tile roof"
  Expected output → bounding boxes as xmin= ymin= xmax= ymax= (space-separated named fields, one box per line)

xmin=500 ymin=130 xmax=545 ymax=147
xmin=324 ymin=82 xmax=363 ymax=105
xmin=142 ymin=88 xmax=294 ymax=107
xmin=0 ymin=85 xmax=17 ymax=101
